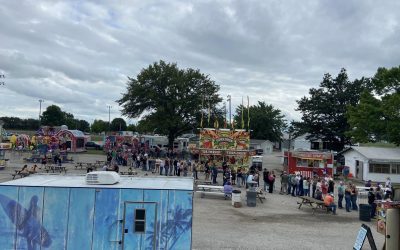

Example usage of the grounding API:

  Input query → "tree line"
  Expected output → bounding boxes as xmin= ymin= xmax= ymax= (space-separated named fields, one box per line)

xmin=118 ymin=61 xmax=400 ymax=150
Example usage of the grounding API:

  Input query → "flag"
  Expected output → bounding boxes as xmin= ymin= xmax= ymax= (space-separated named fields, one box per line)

xmin=241 ymin=96 xmax=244 ymax=129
xmin=247 ymin=96 xmax=250 ymax=130
xmin=200 ymin=97 xmax=204 ymax=128
xmin=207 ymin=100 xmax=211 ymax=127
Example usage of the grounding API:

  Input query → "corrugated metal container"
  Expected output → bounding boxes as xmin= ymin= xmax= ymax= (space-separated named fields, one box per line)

xmin=0 ymin=175 xmax=193 ymax=250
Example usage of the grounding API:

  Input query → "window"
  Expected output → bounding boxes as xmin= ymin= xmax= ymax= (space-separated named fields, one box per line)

xmin=296 ymin=159 xmax=308 ymax=167
xmin=391 ymin=164 xmax=400 ymax=174
xmin=369 ymin=163 xmax=390 ymax=174
xmin=134 ymin=209 xmax=146 ymax=233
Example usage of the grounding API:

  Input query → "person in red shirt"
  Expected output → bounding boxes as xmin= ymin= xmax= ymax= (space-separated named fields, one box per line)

xmin=324 ymin=193 xmax=337 ymax=215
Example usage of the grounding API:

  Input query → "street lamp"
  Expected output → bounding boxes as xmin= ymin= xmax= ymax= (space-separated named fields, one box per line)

xmin=38 ymin=99 xmax=44 ymax=126
xmin=227 ymin=95 xmax=231 ymax=128
xmin=107 ymin=105 xmax=112 ymax=135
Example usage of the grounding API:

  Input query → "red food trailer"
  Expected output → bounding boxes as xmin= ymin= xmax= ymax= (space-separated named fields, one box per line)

xmin=284 ymin=151 xmax=334 ymax=178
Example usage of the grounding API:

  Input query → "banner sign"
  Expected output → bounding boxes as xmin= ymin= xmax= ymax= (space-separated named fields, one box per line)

xmin=199 ymin=129 xmax=250 ymax=150
xmin=292 ymin=151 xmax=332 ymax=160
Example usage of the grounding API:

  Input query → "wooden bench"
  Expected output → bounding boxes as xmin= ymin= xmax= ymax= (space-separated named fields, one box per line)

xmin=195 ymin=190 xmax=227 ymax=198
xmin=197 ymin=185 xmax=227 ymax=199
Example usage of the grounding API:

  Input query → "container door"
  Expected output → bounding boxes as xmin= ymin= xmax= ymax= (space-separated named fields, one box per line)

xmin=122 ymin=202 xmax=157 ymax=250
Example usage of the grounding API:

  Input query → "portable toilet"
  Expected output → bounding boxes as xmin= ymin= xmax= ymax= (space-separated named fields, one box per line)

xmin=0 ymin=173 xmax=193 ymax=250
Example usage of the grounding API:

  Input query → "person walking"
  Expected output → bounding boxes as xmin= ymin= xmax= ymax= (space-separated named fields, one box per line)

xmin=345 ymin=183 xmax=352 ymax=212
xmin=173 ymin=158 xmax=179 ymax=176
xmin=236 ymin=168 xmax=242 ymax=188
xmin=204 ymin=161 xmax=210 ymax=180
xmin=337 ymin=181 xmax=345 ymax=209
xmin=211 ymin=163 xmax=218 ymax=184
xmin=280 ymin=171 xmax=288 ymax=194
xmin=164 ymin=158 xmax=170 ymax=176
xmin=298 ymin=175 xmax=304 ymax=196
xmin=303 ymin=177 xmax=310 ymax=197
xmin=268 ymin=171 xmax=276 ymax=193
xmin=312 ymin=176 xmax=318 ymax=198
xmin=263 ymin=168 xmax=270 ymax=192
xmin=192 ymin=161 xmax=198 ymax=179
xmin=350 ymin=184 xmax=358 ymax=211
xmin=368 ymin=188 xmax=376 ymax=218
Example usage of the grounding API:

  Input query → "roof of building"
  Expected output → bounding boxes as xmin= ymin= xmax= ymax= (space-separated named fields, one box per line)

xmin=250 ymin=139 xmax=272 ymax=145
xmin=0 ymin=175 xmax=194 ymax=190
xmin=342 ymin=146 xmax=400 ymax=161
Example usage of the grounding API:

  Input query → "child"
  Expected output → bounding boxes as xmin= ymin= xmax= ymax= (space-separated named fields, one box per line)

xmin=224 ymin=182 xmax=233 ymax=199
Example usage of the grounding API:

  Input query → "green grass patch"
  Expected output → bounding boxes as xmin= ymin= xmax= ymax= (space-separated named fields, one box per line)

xmin=84 ymin=149 xmax=106 ymax=155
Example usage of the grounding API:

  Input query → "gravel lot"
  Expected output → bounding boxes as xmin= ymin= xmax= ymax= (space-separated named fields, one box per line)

xmin=0 ymin=151 xmax=386 ymax=249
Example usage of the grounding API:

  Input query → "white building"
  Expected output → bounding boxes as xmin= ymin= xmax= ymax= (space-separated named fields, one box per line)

xmin=250 ymin=139 xmax=274 ymax=154
xmin=341 ymin=146 xmax=400 ymax=183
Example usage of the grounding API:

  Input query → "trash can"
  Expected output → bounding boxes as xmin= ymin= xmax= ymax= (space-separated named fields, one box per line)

xmin=359 ymin=204 xmax=371 ymax=222
xmin=247 ymin=190 xmax=257 ymax=207
xmin=232 ymin=190 xmax=242 ymax=206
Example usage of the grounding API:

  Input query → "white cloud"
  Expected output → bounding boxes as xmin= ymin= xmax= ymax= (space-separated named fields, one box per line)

xmin=0 ymin=0 xmax=399 ymax=126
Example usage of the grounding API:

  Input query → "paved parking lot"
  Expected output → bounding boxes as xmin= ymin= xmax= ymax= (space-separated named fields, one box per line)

xmin=0 ymin=151 xmax=386 ymax=249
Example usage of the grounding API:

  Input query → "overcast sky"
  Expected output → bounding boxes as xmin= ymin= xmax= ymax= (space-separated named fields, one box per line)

xmin=0 ymin=0 xmax=399 ymax=125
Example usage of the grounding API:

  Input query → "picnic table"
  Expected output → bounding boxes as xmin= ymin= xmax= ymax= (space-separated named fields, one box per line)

xmin=195 ymin=180 xmax=212 ymax=186
xmin=44 ymin=164 xmax=67 ymax=173
xmin=297 ymin=196 xmax=330 ymax=215
xmin=75 ymin=162 xmax=86 ymax=169
xmin=196 ymin=185 xmax=225 ymax=198
xmin=11 ymin=170 xmax=30 ymax=179
xmin=120 ymin=171 xmax=138 ymax=175
xmin=254 ymin=187 xmax=266 ymax=203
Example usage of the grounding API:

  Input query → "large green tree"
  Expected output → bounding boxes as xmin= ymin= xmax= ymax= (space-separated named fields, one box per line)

xmin=111 ymin=118 xmax=127 ymax=131
xmin=347 ymin=66 xmax=400 ymax=145
xmin=41 ymin=105 xmax=65 ymax=126
xmin=41 ymin=105 xmax=90 ymax=132
xmin=91 ymin=119 xmax=108 ymax=133
xmin=233 ymin=101 xmax=285 ymax=141
xmin=296 ymin=68 xmax=370 ymax=151
xmin=118 ymin=60 xmax=221 ymax=147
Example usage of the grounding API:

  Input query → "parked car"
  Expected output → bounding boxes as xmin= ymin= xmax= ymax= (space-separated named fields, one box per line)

xmin=85 ymin=141 xmax=103 ymax=150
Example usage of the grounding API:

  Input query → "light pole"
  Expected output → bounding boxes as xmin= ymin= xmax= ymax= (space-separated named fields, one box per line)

xmin=227 ymin=95 xmax=231 ymax=128
xmin=107 ymin=105 xmax=112 ymax=135
xmin=38 ymin=99 xmax=44 ymax=126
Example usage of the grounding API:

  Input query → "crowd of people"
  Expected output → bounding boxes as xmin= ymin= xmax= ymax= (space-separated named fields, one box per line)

xmin=101 ymin=150 xmax=397 ymax=218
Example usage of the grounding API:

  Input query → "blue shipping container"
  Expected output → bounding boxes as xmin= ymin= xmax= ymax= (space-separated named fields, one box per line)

xmin=0 ymin=175 xmax=193 ymax=250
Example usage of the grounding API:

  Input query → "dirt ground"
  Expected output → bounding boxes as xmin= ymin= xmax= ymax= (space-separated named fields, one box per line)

xmin=0 ymin=151 xmax=386 ymax=249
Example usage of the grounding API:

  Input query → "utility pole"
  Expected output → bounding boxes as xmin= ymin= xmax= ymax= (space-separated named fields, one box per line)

xmin=107 ymin=105 xmax=112 ymax=135
xmin=227 ymin=95 xmax=231 ymax=128
xmin=38 ymin=99 xmax=44 ymax=126
xmin=223 ymin=101 xmax=227 ymax=128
